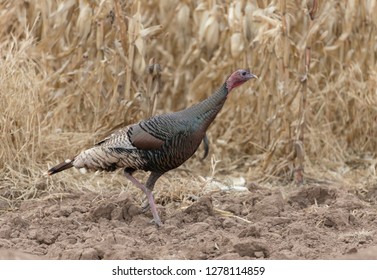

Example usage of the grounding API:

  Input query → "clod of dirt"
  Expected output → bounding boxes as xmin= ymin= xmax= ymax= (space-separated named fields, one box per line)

xmin=121 ymin=201 xmax=141 ymax=221
xmin=28 ymin=228 xmax=59 ymax=245
xmin=90 ymin=202 xmax=117 ymax=221
xmin=323 ymin=208 xmax=349 ymax=229
xmin=233 ymin=239 xmax=270 ymax=258
xmin=288 ymin=185 xmax=337 ymax=209
xmin=341 ymin=246 xmax=377 ymax=259
xmin=288 ymin=222 xmax=305 ymax=235
xmin=110 ymin=207 xmax=124 ymax=221
xmin=187 ymin=222 xmax=210 ymax=235
xmin=80 ymin=247 xmax=103 ymax=260
xmin=238 ymin=225 xmax=261 ymax=238
xmin=90 ymin=198 xmax=140 ymax=222
xmin=183 ymin=196 xmax=214 ymax=223
xmin=221 ymin=217 xmax=239 ymax=229
xmin=333 ymin=193 xmax=364 ymax=210
xmin=0 ymin=225 xmax=12 ymax=239
xmin=58 ymin=206 xmax=74 ymax=217
xmin=346 ymin=247 xmax=358 ymax=254
xmin=253 ymin=190 xmax=285 ymax=217
xmin=10 ymin=216 xmax=29 ymax=229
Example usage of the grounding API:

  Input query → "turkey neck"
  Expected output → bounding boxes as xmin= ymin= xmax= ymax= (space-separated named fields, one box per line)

xmin=181 ymin=83 xmax=229 ymax=133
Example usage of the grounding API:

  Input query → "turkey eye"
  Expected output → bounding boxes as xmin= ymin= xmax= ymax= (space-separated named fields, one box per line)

xmin=241 ymin=71 xmax=247 ymax=76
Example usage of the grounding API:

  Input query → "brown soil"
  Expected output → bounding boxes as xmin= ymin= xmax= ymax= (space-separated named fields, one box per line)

xmin=0 ymin=183 xmax=376 ymax=260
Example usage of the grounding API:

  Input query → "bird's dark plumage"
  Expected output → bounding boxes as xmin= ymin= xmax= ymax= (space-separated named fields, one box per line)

xmin=48 ymin=69 xmax=258 ymax=226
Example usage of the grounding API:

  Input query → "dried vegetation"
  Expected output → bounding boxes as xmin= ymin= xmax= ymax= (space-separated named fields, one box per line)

xmin=0 ymin=0 xmax=376 ymax=207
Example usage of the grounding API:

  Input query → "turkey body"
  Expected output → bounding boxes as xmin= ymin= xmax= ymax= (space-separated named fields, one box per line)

xmin=74 ymin=89 xmax=225 ymax=174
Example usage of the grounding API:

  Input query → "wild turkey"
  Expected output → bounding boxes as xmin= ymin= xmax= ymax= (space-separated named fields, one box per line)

xmin=48 ymin=69 xmax=257 ymax=226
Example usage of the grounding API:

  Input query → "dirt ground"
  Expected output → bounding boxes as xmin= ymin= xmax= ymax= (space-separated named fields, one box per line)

xmin=0 ymin=181 xmax=376 ymax=260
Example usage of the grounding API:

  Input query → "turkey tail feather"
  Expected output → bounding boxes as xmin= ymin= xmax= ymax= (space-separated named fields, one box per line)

xmin=48 ymin=159 xmax=74 ymax=175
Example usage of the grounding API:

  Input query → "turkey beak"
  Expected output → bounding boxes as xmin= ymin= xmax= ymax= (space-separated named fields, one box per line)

xmin=245 ymin=72 xmax=258 ymax=80
xmin=250 ymin=73 xmax=258 ymax=80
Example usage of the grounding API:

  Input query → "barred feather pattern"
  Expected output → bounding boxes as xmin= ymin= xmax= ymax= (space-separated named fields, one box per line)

xmin=72 ymin=126 xmax=143 ymax=172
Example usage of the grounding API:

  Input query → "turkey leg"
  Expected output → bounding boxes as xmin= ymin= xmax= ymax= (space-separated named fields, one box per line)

xmin=123 ymin=170 xmax=162 ymax=227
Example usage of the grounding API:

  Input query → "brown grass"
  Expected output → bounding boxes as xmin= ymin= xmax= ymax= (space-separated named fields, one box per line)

xmin=1 ymin=0 xmax=377 ymax=207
